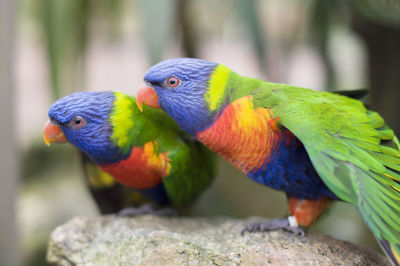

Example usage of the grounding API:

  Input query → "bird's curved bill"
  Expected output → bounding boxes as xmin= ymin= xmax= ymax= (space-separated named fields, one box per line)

xmin=43 ymin=121 xmax=67 ymax=146
xmin=136 ymin=84 xmax=160 ymax=112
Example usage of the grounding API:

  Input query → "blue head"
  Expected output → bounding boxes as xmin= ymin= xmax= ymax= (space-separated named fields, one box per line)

xmin=142 ymin=58 xmax=219 ymax=135
xmin=47 ymin=91 xmax=128 ymax=164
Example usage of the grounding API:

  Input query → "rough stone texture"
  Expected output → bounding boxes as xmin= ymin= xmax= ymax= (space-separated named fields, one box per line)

xmin=47 ymin=216 xmax=388 ymax=265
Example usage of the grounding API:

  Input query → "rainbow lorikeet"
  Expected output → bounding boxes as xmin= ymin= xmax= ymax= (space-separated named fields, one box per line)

xmin=137 ymin=58 xmax=400 ymax=265
xmin=43 ymin=91 xmax=216 ymax=215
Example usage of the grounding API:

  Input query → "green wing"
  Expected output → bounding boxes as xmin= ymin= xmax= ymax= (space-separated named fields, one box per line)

xmin=140 ymin=106 xmax=216 ymax=208
xmin=157 ymin=136 xmax=216 ymax=207
xmin=252 ymin=84 xmax=400 ymax=263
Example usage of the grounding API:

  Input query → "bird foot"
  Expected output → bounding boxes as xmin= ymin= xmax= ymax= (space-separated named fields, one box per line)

xmin=116 ymin=203 xmax=178 ymax=217
xmin=241 ymin=216 xmax=306 ymax=237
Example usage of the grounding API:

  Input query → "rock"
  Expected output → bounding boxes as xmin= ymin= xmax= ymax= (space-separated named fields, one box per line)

xmin=47 ymin=216 xmax=388 ymax=265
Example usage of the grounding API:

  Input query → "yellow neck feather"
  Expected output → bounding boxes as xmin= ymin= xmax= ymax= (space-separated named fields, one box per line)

xmin=204 ymin=64 xmax=231 ymax=112
xmin=109 ymin=92 xmax=135 ymax=148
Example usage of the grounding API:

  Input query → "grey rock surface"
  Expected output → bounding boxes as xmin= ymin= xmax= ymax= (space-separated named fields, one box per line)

xmin=47 ymin=216 xmax=388 ymax=265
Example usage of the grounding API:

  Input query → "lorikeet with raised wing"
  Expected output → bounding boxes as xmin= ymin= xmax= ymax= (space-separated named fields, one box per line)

xmin=136 ymin=58 xmax=400 ymax=265
xmin=43 ymin=91 xmax=216 ymax=215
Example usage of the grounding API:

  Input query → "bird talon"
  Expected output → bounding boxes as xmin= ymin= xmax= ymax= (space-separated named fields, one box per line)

xmin=283 ymin=225 xmax=306 ymax=237
xmin=241 ymin=223 xmax=260 ymax=236
xmin=241 ymin=218 xmax=306 ymax=237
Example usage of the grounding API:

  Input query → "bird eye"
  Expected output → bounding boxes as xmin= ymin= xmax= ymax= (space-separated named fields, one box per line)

xmin=166 ymin=77 xmax=180 ymax=88
xmin=70 ymin=116 xmax=87 ymax=129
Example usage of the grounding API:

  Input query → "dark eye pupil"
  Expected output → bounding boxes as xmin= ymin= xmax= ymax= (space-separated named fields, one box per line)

xmin=169 ymin=79 xmax=176 ymax=85
xmin=71 ymin=116 xmax=86 ymax=128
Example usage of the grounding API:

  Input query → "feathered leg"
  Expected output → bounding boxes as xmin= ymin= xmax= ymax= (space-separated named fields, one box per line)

xmin=242 ymin=197 xmax=331 ymax=236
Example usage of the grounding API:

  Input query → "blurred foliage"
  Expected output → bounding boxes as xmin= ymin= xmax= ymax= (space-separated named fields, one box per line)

xmin=351 ymin=0 xmax=400 ymax=27
xmin=349 ymin=0 xmax=400 ymax=134
xmin=31 ymin=0 xmax=125 ymax=99
xmin=351 ymin=16 xmax=400 ymax=135
xmin=234 ymin=0 xmax=267 ymax=69
xmin=26 ymin=0 xmax=400 ymax=98
xmin=309 ymin=0 xmax=346 ymax=91
xmin=137 ymin=0 xmax=176 ymax=64
xmin=18 ymin=0 xmax=400 ymax=265
xmin=176 ymin=0 xmax=198 ymax=58
xmin=22 ymin=142 xmax=77 ymax=184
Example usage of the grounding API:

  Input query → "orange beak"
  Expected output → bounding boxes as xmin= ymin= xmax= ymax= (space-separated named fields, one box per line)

xmin=43 ymin=120 xmax=67 ymax=146
xmin=136 ymin=84 xmax=160 ymax=112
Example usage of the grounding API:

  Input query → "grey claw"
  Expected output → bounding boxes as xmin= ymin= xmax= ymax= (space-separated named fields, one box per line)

xmin=241 ymin=218 xmax=306 ymax=237
xmin=283 ymin=225 xmax=306 ymax=237
xmin=241 ymin=224 xmax=257 ymax=236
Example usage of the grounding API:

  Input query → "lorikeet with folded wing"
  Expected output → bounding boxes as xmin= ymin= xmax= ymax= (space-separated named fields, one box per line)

xmin=43 ymin=91 xmax=216 ymax=214
xmin=137 ymin=58 xmax=400 ymax=265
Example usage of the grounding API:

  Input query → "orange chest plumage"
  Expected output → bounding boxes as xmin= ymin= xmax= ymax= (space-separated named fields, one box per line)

xmin=100 ymin=142 xmax=171 ymax=189
xmin=196 ymin=96 xmax=337 ymax=202
xmin=197 ymin=96 xmax=281 ymax=174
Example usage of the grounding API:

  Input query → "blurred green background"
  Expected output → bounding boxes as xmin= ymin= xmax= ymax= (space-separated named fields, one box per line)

xmin=1 ymin=0 xmax=400 ymax=265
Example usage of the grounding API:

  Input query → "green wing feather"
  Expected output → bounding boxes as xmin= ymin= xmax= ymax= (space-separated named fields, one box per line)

xmin=161 ymin=139 xmax=216 ymax=207
xmin=250 ymin=82 xmax=400 ymax=264
xmin=134 ymin=104 xmax=216 ymax=208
